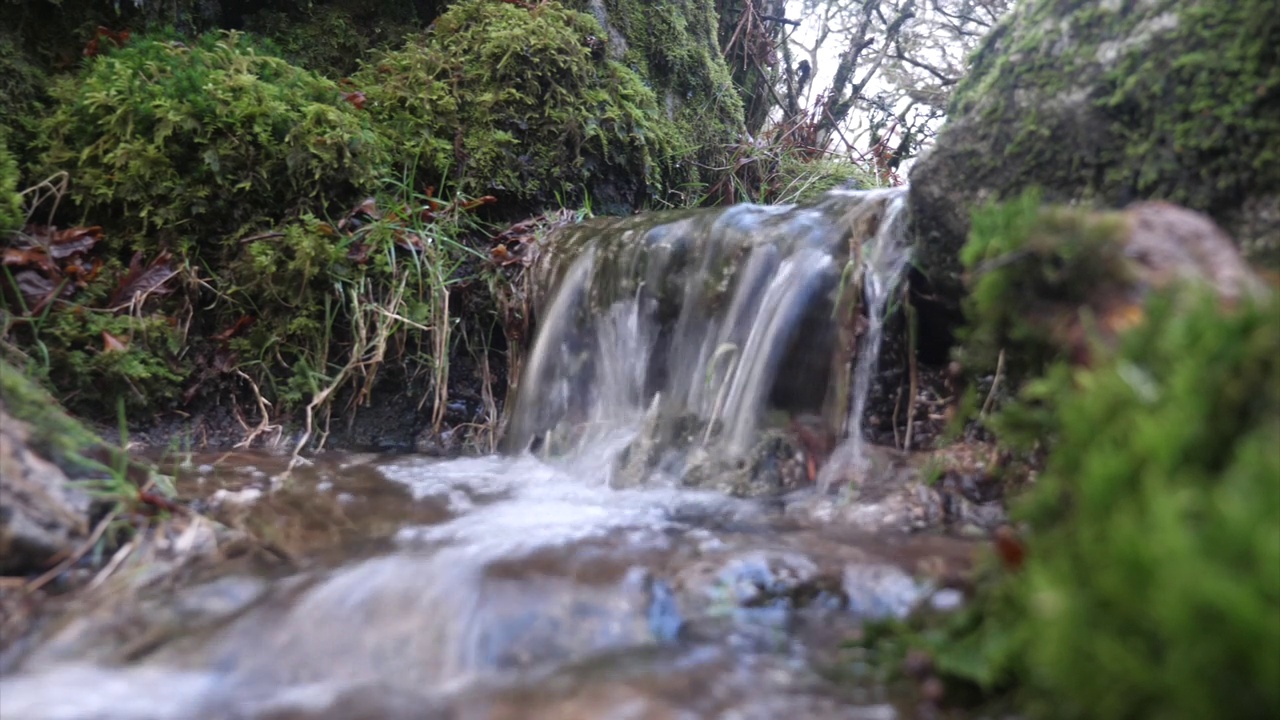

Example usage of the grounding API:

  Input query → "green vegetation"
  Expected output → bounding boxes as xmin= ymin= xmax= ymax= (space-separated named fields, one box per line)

xmin=37 ymin=31 xmax=388 ymax=248
xmin=955 ymin=189 xmax=1132 ymax=383
xmin=242 ymin=2 xmax=425 ymax=78
xmin=870 ymin=197 xmax=1280 ymax=718
xmin=0 ymin=357 xmax=125 ymax=479
xmin=353 ymin=0 xmax=682 ymax=212
xmin=3 ymin=27 xmax=502 ymax=435
xmin=0 ymin=134 xmax=23 ymax=234
xmin=0 ymin=32 xmax=49 ymax=163
xmin=580 ymin=0 xmax=745 ymax=201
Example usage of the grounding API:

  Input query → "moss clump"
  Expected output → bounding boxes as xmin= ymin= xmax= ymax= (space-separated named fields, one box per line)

xmin=956 ymin=189 xmax=1134 ymax=381
xmin=37 ymin=307 xmax=188 ymax=416
xmin=884 ymin=297 xmax=1280 ymax=719
xmin=0 ymin=134 xmax=24 ymax=234
xmin=1007 ymin=288 xmax=1280 ymax=719
xmin=354 ymin=0 xmax=680 ymax=211
xmin=37 ymin=31 xmax=388 ymax=248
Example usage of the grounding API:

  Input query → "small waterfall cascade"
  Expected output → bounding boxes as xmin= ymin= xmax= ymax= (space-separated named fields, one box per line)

xmin=504 ymin=187 xmax=912 ymax=490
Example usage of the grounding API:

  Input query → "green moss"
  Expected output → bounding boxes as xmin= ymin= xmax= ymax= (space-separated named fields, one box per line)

xmin=0 ymin=358 xmax=121 ymax=479
xmin=882 ymin=195 xmax=1280 ymax=716
xmin=36 ymin=31 xmax=388 ymax=250
xmin=875 ymin=290 xmax=1280 ymax=718
xmin=0 ymin=32 xmax=50 ymax=166
xmin=769 ymin=154 xmax=876 ymax=204
xmin=38 ymin=309 xmax=188 ymax=416
xmin=242 ymin=1 xmax=426 ymax=78
xmin=956 ymin=189 xmax=1133 ymax=382
xmin=353 ymin=0 xmax=682 ymax=212
xmin=582 ymin=0 xmax=745 ymax=200
xmin=1007 ymin=288 xmax=1280 ymax=719
xmin=0 ymin=134 xmax=24 ymax=234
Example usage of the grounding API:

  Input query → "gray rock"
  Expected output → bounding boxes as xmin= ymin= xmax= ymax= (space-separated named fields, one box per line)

xmin=0 ymin=407 xmax=90 ymax=575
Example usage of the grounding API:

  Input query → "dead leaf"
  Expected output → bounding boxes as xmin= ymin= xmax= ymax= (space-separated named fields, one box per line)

xmin=393 ymin=230 xmax=429 ymax=252
xmin=13 ymin=270 xmax=58 ymax=310
xmin=48 ymin=226 xmax=103 ymax=258
xmin=109 ymin=251 xmax=177 ymax=309
xmin=62 ymin=256 xmax=103 ymax=287
xmin=347 ymin=242 xmax=371 ymax=264
xmin=3 ymin=247 xmax=58 ymax=275
xmin=338 ymin=197 xmax=380 ymax=232
xmin=212 ymin=315 xmax=255 ymax=343
xmin=457 ymin=195 xmax=498 ymax=212
xmin=102 ymin=331 xmax=128 ymax=352
xmin=341 ymin=91 xmax=367 ymax=110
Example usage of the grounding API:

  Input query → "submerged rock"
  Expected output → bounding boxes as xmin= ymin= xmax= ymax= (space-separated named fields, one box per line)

xmin=910 ymin=0 xmax=1280 ymax=308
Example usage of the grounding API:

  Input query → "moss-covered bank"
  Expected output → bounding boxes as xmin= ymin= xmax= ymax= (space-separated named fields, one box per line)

xmin=0 ymin=0 xmax=758 ymax=444
xmin=354 ymin=0 xmax=688 ymax=213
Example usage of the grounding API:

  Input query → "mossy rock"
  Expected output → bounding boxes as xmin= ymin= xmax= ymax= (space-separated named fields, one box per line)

xmin=36 ymin=31 xmax=389 ymax=251
xmin=570 ymin=0 xmax=746 ymax=202
xmin=353 ymin=0 xmax=687 ymax=213
xmin=909 ymin=0 xmax=1280 ymax=310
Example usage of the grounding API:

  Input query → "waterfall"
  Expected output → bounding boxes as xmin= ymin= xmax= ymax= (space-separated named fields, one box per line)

xmin=503 ymin=187 xmax=912 ymax=491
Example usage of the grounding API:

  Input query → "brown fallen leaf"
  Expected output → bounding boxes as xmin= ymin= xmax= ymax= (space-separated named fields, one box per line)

xmin=48 ymin=226 xmax=104 ymax=259
xmin=102 ymin=331 xmax=128 ymax=352
xmin=347 ymin=241 xmax=371 ymax=264
xmin=341 ymin=91 xmax=367 ymax=110
xmin=2 ymin=247 xmax=58 ymax=275
xmin=13 ymin=270 xmax=59 ymax=311
xmin=109 ymin=251 xmax=177 ymax=309
xmin=456 ymin=195 xmax=498 ymax=212
xmin=993 ymin=525 xmax=1026 ymax=572
xmin=393 ymin=230 xmax=429 ymax=252
xmin=212 ymin=315 xmax=255 ymax=343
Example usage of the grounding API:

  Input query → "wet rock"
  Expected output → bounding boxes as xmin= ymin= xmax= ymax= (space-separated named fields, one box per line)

xmin=0 ymin=408 xmax=91 ymax=574
xmin=674 ymin=550 xmax=840 ymax=619
xmin=680 ymin=429 xmax=810 ymax=498
xmin=909 ymin=0 xmax=1280 ymax=311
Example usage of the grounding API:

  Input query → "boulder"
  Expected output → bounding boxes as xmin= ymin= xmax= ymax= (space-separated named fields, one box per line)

xmin=909 ymin=0 xmax=1280 ymax=309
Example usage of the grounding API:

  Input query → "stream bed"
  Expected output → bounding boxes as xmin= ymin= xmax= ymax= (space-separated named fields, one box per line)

xmin=1 ymin=446 xmax=981 ymax=719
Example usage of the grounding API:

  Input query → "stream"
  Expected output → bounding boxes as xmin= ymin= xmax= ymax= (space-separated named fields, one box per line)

xmin=1 ymin=188 xmax=992 ymax=719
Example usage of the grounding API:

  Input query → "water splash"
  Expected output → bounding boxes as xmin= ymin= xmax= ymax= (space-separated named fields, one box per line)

xmin=819 ymin=191 xmax=912 ymax=492
xmin=504 ymin=187 xmax=912 ymax=488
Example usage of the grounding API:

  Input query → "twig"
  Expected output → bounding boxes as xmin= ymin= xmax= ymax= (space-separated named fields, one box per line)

xmin=238 ymin=232 xmax=286 ymax=244
xmin=86 ymin=540 xmax=135 ymax=591
xmin=25 ymin=507 xmax=121 ymax=594
xmin=980 ymin=349 xmax=1006 ymax=417
xmin=232 ymin=369 xmax=280 ymax=448
xmin=904 ymin=285 xmax=919 ymax=451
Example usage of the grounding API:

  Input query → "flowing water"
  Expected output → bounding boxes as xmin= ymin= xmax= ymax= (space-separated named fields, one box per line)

xmin=0 ymin=188 xmax=986 ymax=719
